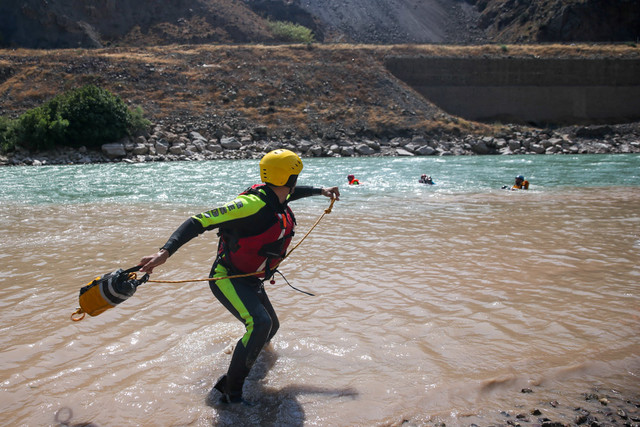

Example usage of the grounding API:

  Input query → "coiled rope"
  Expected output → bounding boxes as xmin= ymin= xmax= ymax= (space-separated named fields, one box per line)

xmin=145 ymin=197 xmax=336 ymax=284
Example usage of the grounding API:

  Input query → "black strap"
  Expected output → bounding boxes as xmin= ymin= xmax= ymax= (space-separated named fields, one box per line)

xmin=124 ymin=265 xmax=142 ymax=274
xmin=273 ymin=270 xmax=315 ymax=296
xmin=124 ymin=265 xmax=149 ymax=286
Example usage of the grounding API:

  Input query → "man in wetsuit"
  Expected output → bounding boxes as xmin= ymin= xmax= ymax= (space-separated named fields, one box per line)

xmin=138 ymin=149 xmax=340 ymax=404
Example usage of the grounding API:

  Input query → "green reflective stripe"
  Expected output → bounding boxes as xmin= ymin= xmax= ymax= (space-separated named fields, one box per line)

xmin=213 ymin=263 xmax=254 ymax=348
xmin=192 ymin=194 xmax=265 ymax=228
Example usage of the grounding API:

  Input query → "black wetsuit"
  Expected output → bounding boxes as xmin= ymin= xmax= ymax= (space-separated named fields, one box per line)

xmin=160 ymin=184 xmax=322 ymax=400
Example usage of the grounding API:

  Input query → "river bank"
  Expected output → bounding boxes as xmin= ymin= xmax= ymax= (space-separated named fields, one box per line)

xmin=2 ymin=121 xmax=639 ymax=166
xmin=2 ymin=44 xmax=640 ymax=167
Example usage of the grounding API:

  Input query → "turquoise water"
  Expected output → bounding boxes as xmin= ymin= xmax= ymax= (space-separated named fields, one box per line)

xmin=1 ymin=154 xmax=639 ymax=205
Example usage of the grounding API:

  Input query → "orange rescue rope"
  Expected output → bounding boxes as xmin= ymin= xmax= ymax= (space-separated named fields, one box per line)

xmin=71 ymin=198 xmax=336 ymax=322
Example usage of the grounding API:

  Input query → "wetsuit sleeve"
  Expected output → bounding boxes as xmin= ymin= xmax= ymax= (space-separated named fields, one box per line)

xmin=289 ymin=185 xmax=322 ymax=201
xmin=160 ymin=193 xmax=265 ymax=255
xmin=160 ymin=218 xmax=203 ymax=255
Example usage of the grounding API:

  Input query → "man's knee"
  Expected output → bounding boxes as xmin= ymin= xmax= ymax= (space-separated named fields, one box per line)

xmin=251 ymin=310 xmax=273 ymax=340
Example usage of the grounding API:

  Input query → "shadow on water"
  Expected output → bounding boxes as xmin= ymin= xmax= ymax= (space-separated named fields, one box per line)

xmin=206 ymin=346 xmax=359 ymax=426
xmin=54 ymin=407 xmax=99 ymax=427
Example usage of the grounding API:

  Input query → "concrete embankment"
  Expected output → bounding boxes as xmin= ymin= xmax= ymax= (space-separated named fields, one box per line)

xmin=385 ymin=56 xmax=640 ymax=125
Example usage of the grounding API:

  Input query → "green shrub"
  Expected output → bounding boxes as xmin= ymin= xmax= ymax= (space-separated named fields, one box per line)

xmin=128 ymin=105 xmax=151 ymax=134
xmin=14 ymin=84 xmax=150 ymax=151
xmin=0 ymin=116 xmax=17 ymax=153
xmin=267 ymin=20 xmax=315 ymax=44
xmin=61 ymin=84 xmax=130 ymax=148
xmin=14 ymin=100 xmax=69 ymax=150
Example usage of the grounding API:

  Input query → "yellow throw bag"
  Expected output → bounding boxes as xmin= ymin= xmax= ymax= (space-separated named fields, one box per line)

xmin=77 ymin=266 xmax=148 ymax=317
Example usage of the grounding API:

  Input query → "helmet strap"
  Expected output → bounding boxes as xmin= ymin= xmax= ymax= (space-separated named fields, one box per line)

xmin=284 ymin=174 xmax=298 ymax=189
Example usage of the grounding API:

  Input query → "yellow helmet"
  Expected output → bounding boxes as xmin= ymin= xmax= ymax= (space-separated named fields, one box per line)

xmin=260 ymin=149 xmax=303 ymax=187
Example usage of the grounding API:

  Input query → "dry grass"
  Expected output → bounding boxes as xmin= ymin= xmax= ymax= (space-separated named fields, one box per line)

xmin=0 ymin=43 xmax=637 ymax=139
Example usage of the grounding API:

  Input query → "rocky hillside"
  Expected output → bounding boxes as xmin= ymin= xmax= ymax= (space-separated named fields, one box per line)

xmin=0 ymin=0 xmax=278 ymax=48
xmin=1 ymin=0 xmax=638 ymax=48
xmin=469 ymin=0 xmax=640 ymax=43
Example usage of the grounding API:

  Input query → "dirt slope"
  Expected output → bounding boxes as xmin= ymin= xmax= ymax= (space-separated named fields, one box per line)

xmin=297 ymin=0 xmax=486 ymax=44
xmin=2 ymin=44 xmax=638 ymax=143
xmin=0 ymin=45 xmax=457 ymax=141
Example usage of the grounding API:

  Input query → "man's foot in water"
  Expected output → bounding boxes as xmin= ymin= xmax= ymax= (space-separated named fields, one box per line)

xmin=217 ymin=393 xmax=256 ymax=406
xmin=213 ymin=374 xmax=255 ymax=406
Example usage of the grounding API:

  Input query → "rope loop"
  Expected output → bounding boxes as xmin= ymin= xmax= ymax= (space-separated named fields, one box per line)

xmin=71 ymin=308 xmax=86 ymax=322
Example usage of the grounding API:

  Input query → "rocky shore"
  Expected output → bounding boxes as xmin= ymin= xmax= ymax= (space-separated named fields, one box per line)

xmin=1 ymin=122 xmax=639 ymax=167
xmin=472 ymin=387 xmax=640 ymax=427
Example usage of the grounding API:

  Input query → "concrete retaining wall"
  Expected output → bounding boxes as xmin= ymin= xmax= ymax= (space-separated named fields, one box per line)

xmin=385 ymin=57 xmax=640 ymax=124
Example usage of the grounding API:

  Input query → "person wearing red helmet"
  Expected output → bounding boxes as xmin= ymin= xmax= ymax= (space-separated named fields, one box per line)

xmin=347 ymin=174 xmax=360 ymax=185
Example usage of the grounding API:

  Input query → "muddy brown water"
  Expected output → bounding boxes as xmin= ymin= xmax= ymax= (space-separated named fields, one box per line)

xmin=1 ymin=184 xmax=639 ymax=426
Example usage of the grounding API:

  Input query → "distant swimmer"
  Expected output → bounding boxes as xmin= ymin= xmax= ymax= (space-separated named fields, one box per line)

xmin=502 ymin=175 xmax=529 ymax=190
xmin=419 ymin=174 xmax=435 ymax=185
xmin=347 ymin=174 xmax=360 ymax=185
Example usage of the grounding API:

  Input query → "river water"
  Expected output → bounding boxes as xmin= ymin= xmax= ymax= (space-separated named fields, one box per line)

xmin=1 ymin=154 xmax=639 ymax=426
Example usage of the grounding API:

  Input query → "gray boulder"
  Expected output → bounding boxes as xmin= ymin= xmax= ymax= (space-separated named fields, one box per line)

xmin=341 ymin=146 xmax=355 ymax=156
xmin=471 ymin=140 xmax=490 ymax=154
xmin=132 ymin=143 xmax=148 ymax=155
xmin=169 ymin=145 xmax=184 ymax=155
xmin=396 ymin=148 xmax=414 ymax=156
xmin=415 ymin=145 xmax=436 ymax=156
xmin=355 ymin=144 xmax=375 ymax=155
xmin=221 ymin=137 xmax=242 ymax=150
xmin=189 ymin=131 xmax=207 ymax=142
xmin=155 ymin=140 xmax=169 ymax=155
xmin=102 ymin=143 xmax=126 ymax=158
xmin=531 ymin=144 xmax=546 ymax=154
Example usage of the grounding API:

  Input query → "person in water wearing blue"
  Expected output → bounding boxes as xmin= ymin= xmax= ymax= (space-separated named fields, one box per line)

xmin=419 ymin=174 xmax=434 ymax=185
xmin=138 ymin=149 xmax=340 ymax=405
xmin=511 ymin=175 xmax=529 ymax=190
xmin=502 ymin=175 xmax=529 ymax=190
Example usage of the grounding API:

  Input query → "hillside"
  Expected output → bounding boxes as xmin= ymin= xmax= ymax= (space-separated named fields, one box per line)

xmin=1 ymin=0 xmax=638 ymax=48
xmin=0 ymin=44 xmax=456 ymax=142
xmin=0 ymin=0 xmax=277 ymax=48
xmin=2 ymin=44 xmax=639 ymax=141
xmin=469 ymin=0 xmax=640 ymax=43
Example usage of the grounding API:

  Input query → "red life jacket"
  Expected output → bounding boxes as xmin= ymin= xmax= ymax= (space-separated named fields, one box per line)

xmin=219 ymin=184 xmax=296 ymax=278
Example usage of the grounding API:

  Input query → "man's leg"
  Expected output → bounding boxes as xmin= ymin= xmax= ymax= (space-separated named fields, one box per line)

xmin=209 ymin=264 xmax=273 ymax=401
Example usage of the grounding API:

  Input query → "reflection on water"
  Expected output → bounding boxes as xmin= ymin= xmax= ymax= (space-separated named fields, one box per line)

xmin=1 ymin=159 xmax=639 ymax=425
